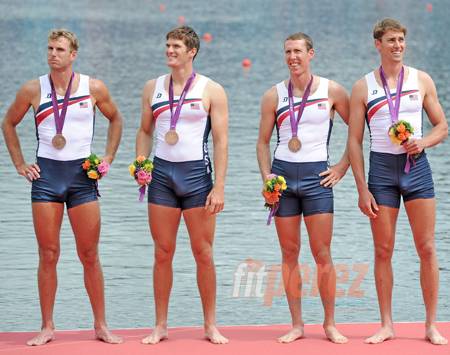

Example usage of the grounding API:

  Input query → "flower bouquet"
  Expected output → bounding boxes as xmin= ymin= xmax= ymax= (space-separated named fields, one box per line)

xmin=263 ymin=174 xmax=287 ymax=225
xmin=129 ymin=155 xmax=153 ymax=201
xmin=388 ymin=120 xmax=414 ymax=145
xmin=388 ymin=120 xmax=416 ymax=173
xmin=82 ymin=153 xmax=110 ymax=180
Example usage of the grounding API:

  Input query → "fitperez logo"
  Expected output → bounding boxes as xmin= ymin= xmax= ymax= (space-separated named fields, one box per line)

xmin=156 ymin=93 xmax=162 ymax=99
xmin=372 ymin=90 xmax=378 ymax=95
xmin=283 ymin=97 xmax=288 ymax=102
xmin=233 ymin=258 xmax=369 ymax=306
xmin=47 ymin=93 xmax=52 ymax=98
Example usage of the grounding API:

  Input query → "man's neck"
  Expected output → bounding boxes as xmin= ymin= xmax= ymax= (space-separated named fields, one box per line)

xmin=49 ymin=67 xmax=74 ymax=89
xmin=290 ymin=70 xmax=313 ymax=91
xmin=170 ymin=65 xmax=195 ymax=85
xmin=379 ymin=60 xmax=404 ymax=79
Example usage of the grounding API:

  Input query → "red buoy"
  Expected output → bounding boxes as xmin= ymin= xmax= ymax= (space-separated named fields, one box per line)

xmin=242 ymin=58 xmax=252 ymax=68
xmin=202 ymin=33 xmax=213 ymax=42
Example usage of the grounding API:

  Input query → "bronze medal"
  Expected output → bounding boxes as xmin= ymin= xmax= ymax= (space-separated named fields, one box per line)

xmin=52 ymin=133 xmax=66 ymax=149
xmin=288 ymin=137 xmax=301 ymax=152
xmin=165 ymin=130 xmax=179 ymax=145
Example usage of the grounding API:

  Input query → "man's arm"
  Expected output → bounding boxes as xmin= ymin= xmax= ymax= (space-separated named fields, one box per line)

xmin=136 ymin=80 xmax=156 ymax=158
xmin=1 ymin=80 xmax=41 ymax=181
xmin=205 ymin=81 xmax=228 ymax=214
xmin=348 ymin=78 xmax=378 ymax=218
xmin=256 ymin=87 xmax=277 ymax=182
xmin=403 ymin=71 xmax=448 ymax=155
xmin=319 ymin=80 xmax=350 ymax=187
xmin=90 ymin=78 xmax=123 ymax=164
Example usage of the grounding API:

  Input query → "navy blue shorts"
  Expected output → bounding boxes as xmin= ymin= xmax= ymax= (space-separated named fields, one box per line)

xmin=148 ymin=156 xmax=213 ymax=210
xmin=32 ymin=157 xmax=98 ymax=209
xmin=368 ymin=151 xmax=435 ymax=208
xmin=271 ymin=159 xmax=333 ymax=217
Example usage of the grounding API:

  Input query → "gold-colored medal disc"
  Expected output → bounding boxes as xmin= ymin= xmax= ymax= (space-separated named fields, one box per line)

xmin=52 ymin=133 xmax=66 ymax=150
xmin=165 ymin=130 xmax=179 ymax=145
xmin=288 ymin=137 xmax=301 ymax=152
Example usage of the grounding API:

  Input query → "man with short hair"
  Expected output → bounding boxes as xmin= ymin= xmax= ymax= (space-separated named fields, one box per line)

xmin=347 ymin=18 xmax=448 ymax=345
xmin=135 ymin=26 xmax=229 ymax=345
xmin=2 ymin=29 xmax=123 ymax=346
xmin=256 ymin=32 xmax=350 ymax=343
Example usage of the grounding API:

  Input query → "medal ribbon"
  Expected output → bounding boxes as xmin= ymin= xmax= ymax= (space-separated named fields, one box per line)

xmin=379 ymin=66 xmax=404 ymax=124
xmin=287 ymin=75 xmax=314 ymax=138
xmin=49 ymin=72 xmax=74 ymax=135
xmin=168 ymin=72 xmax=196 ymax=130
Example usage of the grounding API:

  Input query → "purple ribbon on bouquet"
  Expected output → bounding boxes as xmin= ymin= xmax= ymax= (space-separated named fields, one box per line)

xmin=379 ymin=66 xmax=414 ymax=173
xmin=266 ymin=203 xmax=279 ymax=226
xmin=138 ymin=185 xmax=146 ymax=202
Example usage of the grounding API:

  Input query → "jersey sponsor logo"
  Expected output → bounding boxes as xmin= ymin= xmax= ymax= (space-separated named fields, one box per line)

xmin=409 ymin=94 xmax=419 ymax=101
xmin=79 ymin=101 xmax=89 ymax=108
xmin=317 ymin=102 xmax=326 ymax=110
xmin=156 ymin=93 xmax=162 ymax=98
xmin=190 ymin=102 xmax=200 ymax=110
xmin=372 ymin=89 xmax=378 ymax=95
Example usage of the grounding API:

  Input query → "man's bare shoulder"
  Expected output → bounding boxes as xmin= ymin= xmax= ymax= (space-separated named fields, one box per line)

xmin=351 ymin=77 xmax=368 ymax=96
xmin=204 ymin=77 xmax=226 ymax=95
xmin=417 ymin=69 xmax=434 ymax=86
xmin=89 ymin=77 xmax=109 ymax=95
xmin=261 ymin=85 xmax=278 ymax=104
xmin=19 ymin=79 xmax=40 ymax=99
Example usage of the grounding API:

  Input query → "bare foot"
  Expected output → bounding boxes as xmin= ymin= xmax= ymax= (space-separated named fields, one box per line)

xmin=95 ymin=326 xmax=123 ymax=344
xmin=426 ymin=325 xmax=448 ymax=345
xmin=205 ymin=325 xmax=229 ymax=344
xmin=324 ymin=325 xmax=348 ymax=344
xmin=26 ymin=328 xmax=55 ymax=346
xmin=277 ymin=326 xmax=304 ymax=343
xmin=364 ymin=326 xmax=394 ymax=344
xmin=141 ymin=326 xmax=168 ymax=345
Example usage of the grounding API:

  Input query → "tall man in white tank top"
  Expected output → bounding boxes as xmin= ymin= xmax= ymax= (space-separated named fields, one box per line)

xmin=257 ymin=33 xmax=350 ymax=344
xmin=348 ymin=18 xmax=448 ymax=344
xmin=2 ymin=29 xmax=123 ymax=345
xmin=136 ymin=26 xmax=229 ymax=344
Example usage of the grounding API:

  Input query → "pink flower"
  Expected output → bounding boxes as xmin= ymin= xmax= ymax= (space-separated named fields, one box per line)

xmin=137 ymin=169 xmax=152 ymax=185
xmin=266 ymin=173 xmax=277 ymax=180
xmin=98 ymin=161 xmax=110 ymax=175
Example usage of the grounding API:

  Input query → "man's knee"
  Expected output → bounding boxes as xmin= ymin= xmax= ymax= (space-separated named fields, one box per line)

xmin=416 ymin=240 xmax=436 ymax=261
xmin=374 ymin=243 xmax=394 ymax=261
xmin=312 ymin=247 xmax=332 ymax=266
xmin=281 ymin=242 xmax=300 ymax=263
xmin=154 ymin=245 xmax=175 ymax=265
xmin=78 ymin=247 xmax=99 ymax=267
xmin=192 ymin=246 xmax=213 ymax=266
xmin=39 ymin=247 xmax=60 ymax=267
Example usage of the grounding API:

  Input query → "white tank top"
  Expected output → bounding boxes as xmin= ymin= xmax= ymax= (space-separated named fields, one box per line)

xmin=365 ymin=67 xmax=423 ymax=154
xmin=274 ymin=77 xmax=332 ymax=163
xmin=151 ymin=74 xmax=211 ymax=163
xmin=35 ymin=74 xmax=94 ymax=160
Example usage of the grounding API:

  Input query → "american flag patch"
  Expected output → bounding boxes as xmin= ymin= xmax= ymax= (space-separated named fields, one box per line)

xmin=317 ymin=102 xmax=327 ymax=110
xmin=409 ymin=94 xmax=419 ymax=101
xmin=190 ymin=102 xmax=200 ymax=110
xmin=79 ymin=101 xmax=88 ymax=108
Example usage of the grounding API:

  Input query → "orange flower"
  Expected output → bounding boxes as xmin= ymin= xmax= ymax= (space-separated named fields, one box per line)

xmin=87 ymin=170 xmax=99 ymax=179
xmin=264 ymin=191 xmax=280 ymax=205
xmin=82 ymin=160 xmax=90 ymax=170
xmin=397 ymin=123 xmax=406 ymax=133
xmin=404 ymin=131 xmax=411 ymax=138
xmin=136 ymin=155 xmax=146 ymax=163
xmin=274 ymin=184 xmax=281 ymax=191
xmin=398 ymin=132 xmax=406 ymax=141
